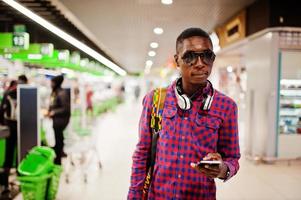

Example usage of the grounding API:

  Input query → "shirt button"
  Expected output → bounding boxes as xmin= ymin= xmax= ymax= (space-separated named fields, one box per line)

xmin=178 ymin=174 xmax=181 ymax=178
xmin=180 ymin=155 xmax=184 ymax=159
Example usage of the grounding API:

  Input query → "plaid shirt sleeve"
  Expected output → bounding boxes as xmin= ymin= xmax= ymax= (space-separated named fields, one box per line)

xmin=218 ymin=100 xmax=240 ymax=181
xmin=128 ymin=91 xmax=153 ymax=199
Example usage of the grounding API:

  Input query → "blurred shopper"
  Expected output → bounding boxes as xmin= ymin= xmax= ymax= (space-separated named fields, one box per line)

xmin=86 ymin=85 xmax=94 ymax=114
xmin=134 ymin=85 xmax=140 ymax=101
xmin=0 ymin=80 xmax=17 ymax=125
xmin=47 ymin=75 xmax=70 ymax=165
xmin=117 ymin=82 xmax=125 ymax=103
xmin=0 ymin=75 xmax=27 ymax=199
xmin=128 ymin=28 xmax=240 ymax=199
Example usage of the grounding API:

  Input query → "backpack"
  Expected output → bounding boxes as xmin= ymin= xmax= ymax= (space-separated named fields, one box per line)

xmin=142 ymin=87 xmax=167 ymax=199
xmin=4 ymin=94 xmax=18 ymax=121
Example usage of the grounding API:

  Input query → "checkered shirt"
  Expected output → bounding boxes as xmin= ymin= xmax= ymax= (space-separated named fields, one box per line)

xmin=128 ymin=80 xmax=240 ymax=200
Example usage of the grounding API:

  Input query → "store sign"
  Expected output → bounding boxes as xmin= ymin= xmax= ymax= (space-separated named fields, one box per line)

xmin=58 ymin=50 xmax=70 ymax=62
xmin=70 ymin=51 xmax=80 ymax=65
xmin=13 ymin=32 xmax=29 ymax=49
xmin=14 ymin=24 xmax=26 ymax=33
xmin=216 ymin=10 xmax=246 ymax=48
xmin=80 ymin=58 xmax=89 ymax=67
xmin=40 ymin=43 xmax=54 ymax=56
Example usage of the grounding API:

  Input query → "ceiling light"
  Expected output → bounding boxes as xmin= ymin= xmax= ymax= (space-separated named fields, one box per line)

xmin=2 ymin=0 xmax=126 ymax=76
xmin=161 ymin=0 xmax=173 ymax=5
xmin=153 ymin=27 xmax=164 ymax=35
xmin=144 ymin=65 xmax=152 ymax=74
xmin=227 ymin=66 xmax=233 ymax=73
xmin=148 ymin=51 xmax=156 ymax=57
xmin=150 ymin=42 xmax=159 ymax=49
xmin=146 ymin=60 xmax=153 ymax=66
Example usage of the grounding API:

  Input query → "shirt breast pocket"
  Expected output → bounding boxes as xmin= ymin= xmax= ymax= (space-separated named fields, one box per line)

xmin=158 ymin=106 xmax=177 ymax=143
xmin=192 ymin=113 xmax=221 ymax=150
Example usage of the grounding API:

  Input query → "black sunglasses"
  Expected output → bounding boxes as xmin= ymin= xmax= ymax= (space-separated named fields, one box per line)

xmin=181 ymin=50 xmax=216 ymax=65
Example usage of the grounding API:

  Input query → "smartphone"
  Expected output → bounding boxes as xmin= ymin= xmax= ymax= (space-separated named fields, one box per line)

xmin=196 ymin=160 xmax=221 ymax=167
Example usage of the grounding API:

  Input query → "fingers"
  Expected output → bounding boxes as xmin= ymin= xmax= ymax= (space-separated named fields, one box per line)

xmin=191 ymin=152 xmax=224 ymax=179
xmin=203 ymin=153 xmax=222 ymax=161
xmin=190 ymin=162 xmax=220 ymax=178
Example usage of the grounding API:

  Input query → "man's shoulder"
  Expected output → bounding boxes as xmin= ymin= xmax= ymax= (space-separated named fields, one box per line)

xmin=143 ymin=84 xmax=173 ymax=104
xmin=214 ymin=90 xmax=237 ymax=108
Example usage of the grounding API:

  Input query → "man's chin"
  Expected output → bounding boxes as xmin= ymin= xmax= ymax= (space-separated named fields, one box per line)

xmin=191 ymin=76 xmax=208 ymax=85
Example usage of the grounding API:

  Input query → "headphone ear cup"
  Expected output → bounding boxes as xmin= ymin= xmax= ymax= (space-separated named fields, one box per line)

xmin=180 ymin=94 xmax=191 ymax=110
xmin=174 ymin=87 xmax=191 ymax=110
xmin=203 ymin=95 xmax=211 ymax=110
xmin=203 ymin=93 xmax=215 ymax=110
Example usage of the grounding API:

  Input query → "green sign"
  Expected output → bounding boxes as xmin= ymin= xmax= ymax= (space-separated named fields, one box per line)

xmin=12 ymin=32 xmax=29 ymax=49
xmin=40 ymin=43 xmax=54 ymax=56
xmin=14 ymin=24 xmax=26 ymax=33
xmin=58 ymin=50 xmax=70 ymax=62
xmin=70 ymin=51 xmax=80 ymax=65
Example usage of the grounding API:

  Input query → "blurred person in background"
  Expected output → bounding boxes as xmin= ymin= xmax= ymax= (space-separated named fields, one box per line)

xmin=0 ymin=80 xmax=17 ymax=125
xmin=0 ymin=75 xmax=28 ymax=199
xmin=134 ymin=84 xmax=141 ymax=101
xmin=86 ymin=85 xmax=94 ymax=115
xmin=47 ymin=75 xmax=70 ymax=165
xmin=128 ymin=28 xmax=240 ymax=200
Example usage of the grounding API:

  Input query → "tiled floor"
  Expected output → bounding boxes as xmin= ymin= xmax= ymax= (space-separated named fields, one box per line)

xmin=16 ymin=98 xmax=301 ymax=200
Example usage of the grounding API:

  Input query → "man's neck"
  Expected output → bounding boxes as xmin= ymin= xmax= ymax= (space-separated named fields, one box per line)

xmin=182 ymin=79 xmax=207 ymax=97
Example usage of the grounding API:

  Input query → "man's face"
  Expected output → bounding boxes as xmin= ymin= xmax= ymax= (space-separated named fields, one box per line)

xmin=175 ymin=36 xmax=215 ymax=85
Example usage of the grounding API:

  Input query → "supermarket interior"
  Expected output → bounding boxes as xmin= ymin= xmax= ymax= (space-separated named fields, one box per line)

xmin=0 ymin=0 xmax=301 ymax=199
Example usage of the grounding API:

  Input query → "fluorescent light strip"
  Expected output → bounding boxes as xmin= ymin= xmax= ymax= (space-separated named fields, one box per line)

xmin=2 ymin=0 xmax=126 ymax=76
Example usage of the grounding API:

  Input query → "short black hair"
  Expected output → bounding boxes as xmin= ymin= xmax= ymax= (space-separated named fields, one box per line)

xmin=176 ymin=27 xmax=212 ymax=53
xmin=18 ymin=74 xmax=28 ymax=84
xmin=51 ymin=75 xmax=64 ymax=87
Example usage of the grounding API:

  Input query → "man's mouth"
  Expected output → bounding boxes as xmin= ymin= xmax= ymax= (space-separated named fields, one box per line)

xmin=192 ymin=72 xmax=208 ymax=77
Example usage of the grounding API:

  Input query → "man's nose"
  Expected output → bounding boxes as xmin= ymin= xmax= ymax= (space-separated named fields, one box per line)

xmin=193 ymin=55 xmax=206 ymax=67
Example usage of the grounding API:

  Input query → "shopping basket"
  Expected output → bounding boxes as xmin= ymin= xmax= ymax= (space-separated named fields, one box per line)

xmin=18 ymin=146 xmax=62 ymax=200
xmin=17 ymin=173 xmax=52 ymax=200
xmin=18 ymin=146 xmax=55 ymax=176
xmin=46 ymin=164 xmax=62 ymax=200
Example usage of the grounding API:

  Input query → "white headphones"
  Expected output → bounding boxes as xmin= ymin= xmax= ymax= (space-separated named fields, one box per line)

xmin=174 ymin=78 xmax=215 ymax=111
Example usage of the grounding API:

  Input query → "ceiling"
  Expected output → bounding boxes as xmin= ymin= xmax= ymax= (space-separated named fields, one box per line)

xmin=1 ymin=0 xmax=257 ymax=74
xmin=58 ymin=0 xmax=256 ymax=73
xmin=0 ymin=0 xmax=117 ymax=65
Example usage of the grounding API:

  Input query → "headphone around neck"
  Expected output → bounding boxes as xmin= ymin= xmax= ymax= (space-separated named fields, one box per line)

xmin=174 ymin=78 xmax=215 ymax=111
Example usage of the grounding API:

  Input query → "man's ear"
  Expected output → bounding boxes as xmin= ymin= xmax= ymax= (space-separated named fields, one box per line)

xmin=174 ymin=54 xmax=179 ymax=67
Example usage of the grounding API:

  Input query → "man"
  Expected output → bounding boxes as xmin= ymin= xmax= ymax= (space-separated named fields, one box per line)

xmin=128 ymin=28 xmax=240 ymax=199
xmin=0 ymin=75 xmax=28 ymax=199
xmin=47 ymin=75 xmax=70 ymax=165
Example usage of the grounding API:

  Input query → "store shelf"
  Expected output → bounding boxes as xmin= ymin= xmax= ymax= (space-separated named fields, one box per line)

xmin=279 ymin=80 xmax=301 ymax=139
xmin=280 ymin=88 xmax=301 ymax=91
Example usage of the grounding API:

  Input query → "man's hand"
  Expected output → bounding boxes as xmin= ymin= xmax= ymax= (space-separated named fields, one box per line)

xmin=190 ymin=153 xmax=228 ymax=179
xmin=45 ymin=111 xmax=54 ymax=118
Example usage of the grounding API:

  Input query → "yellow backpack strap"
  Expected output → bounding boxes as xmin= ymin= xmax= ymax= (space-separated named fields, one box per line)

xmin=142 ymin=87 xmax=167 ymax=199
xmin=150 ymin=88 xmax=167 ymax=132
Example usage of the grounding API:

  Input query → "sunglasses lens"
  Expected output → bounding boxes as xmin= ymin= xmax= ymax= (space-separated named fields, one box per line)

xmin=203 ymin=51 xmax=215 ymax=64
xmin=182 ymin=50 xmax=215 ymax=65
xmin=182 ymin=52 xmax=196 ymax=64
